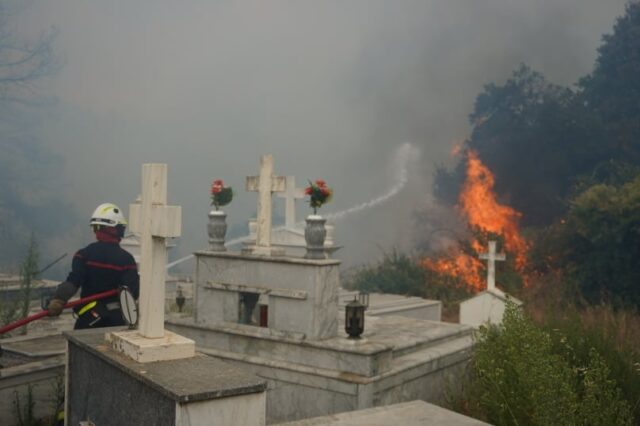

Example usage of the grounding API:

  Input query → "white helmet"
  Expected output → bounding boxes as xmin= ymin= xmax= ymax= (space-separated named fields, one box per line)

xmin=90 ymin=203 xmax=127 ymax=228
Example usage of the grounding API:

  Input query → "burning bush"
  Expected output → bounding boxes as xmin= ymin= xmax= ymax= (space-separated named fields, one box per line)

xmin=422 ymin=150 xmax=529 ymax=294
xmin=343 ymin=250 xmax=472 ymax=308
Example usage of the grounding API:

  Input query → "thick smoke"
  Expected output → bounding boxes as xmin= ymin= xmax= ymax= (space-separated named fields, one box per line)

xmin=9 ymin=1 xmax=629 ymax=273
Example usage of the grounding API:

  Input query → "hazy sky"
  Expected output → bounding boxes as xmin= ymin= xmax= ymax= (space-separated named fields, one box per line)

xmin=14 ymin=1 xmax=629 ymax=269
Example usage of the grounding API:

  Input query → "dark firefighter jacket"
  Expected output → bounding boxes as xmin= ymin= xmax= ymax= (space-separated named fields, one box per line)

xmin=64 ymin=241 xmax=139 ymax=300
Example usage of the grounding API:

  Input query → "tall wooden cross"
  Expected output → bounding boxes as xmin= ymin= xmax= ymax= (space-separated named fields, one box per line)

xmin=276 ymin=176 xmax=305 ymax=229
xmin=479 ymin=240 xmax=506 ymax=291
xmin=246 ymin=155 xmax=286 ymax=255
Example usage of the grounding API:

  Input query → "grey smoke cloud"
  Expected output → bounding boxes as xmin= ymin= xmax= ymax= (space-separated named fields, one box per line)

xmin=14 ymin=0 xmax=628 ymax=269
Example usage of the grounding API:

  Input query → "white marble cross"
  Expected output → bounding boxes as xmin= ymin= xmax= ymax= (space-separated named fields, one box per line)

xmin=276 ymin=176 xmax=305 ymax=229
xmin=109 ymin=164 xmax=194 ymax=363
xmin=479 ymin=240 xmax=506 ymax=291
xmin=129 ymin=164 xmax=181 ymax=338
xmin=246 ymin=155 xmax=286 ymax=255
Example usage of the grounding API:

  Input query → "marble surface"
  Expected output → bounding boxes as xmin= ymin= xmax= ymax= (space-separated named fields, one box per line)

xmin=339 ymin=290 xmax=442 ymax=321
xmin=175 ymin=392 xmax=266 ymax=426
xmin=66 ymin=327 xmax=267 ymax=425
xmin=195 ymin=252 xmax=340 ymax=339
xmin=167 ymin=314 xmax=474 ymax=424
xmin=0 ymin=334 xmax=65 ymax=426
xmin=65 ymin=327 xmax=266 ymax=402
xmin=276 ymin=400 xmax=489 ymax=426
xmin=460 ymin=288 xmax=522 ymax=327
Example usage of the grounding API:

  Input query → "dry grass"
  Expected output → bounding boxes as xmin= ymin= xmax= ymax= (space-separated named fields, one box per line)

xmin=523 ymin=273 xmax=640 ymax=356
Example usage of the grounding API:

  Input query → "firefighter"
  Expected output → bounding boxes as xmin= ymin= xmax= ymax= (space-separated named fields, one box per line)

xmin=47 ymin=203 xmax=139 ymax=329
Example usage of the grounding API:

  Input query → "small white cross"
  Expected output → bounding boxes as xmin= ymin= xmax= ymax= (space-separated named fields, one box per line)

xmin=276 ymin=176 xmax=305 ymax=229
xmin=129 ymin=164 xmax=181 ymax=338
xmin=246 ymin=155 xmax=286 ymax=255
xmin=479 ymin=240 xmax=506 ymax=291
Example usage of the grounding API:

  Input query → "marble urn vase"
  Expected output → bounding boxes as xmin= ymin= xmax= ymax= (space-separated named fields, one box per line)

xmin=304 ymin=215 xmax=327 ymax=259
xmin=208 ymin=210 xmax=227 ymax=251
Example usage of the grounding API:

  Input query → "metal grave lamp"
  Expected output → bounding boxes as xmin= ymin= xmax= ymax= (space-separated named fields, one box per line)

xmin=345 ymin=294 xmax=367 ymax=339
xmin=175 ymin=286 xmax=186 ymax=313
xmin=358 ymin=291 xmax=370 ymax=309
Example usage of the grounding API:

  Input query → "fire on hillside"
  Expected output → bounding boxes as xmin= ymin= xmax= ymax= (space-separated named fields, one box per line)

xmin=422 ymin=149 xmax=529 ymax=292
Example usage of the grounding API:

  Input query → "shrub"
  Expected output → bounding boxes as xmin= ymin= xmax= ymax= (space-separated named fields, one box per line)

xmin=468 ymin=303 xmax=633 ymax=425
xmin=343 ymin=250 xmax=427 ymax=297
xmin=343 ymin=250 xmax=471 ymax=305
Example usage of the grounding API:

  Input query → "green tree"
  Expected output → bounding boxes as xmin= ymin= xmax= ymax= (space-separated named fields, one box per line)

xmin=543 ymin=174 xmax=640 ymax=308
xmin=343 ymin=250 xmax=473 ymax=304
xmin=434 ymin=65 xmax=604 ymax=227
xmin=344 ymin=250 xmax=427 ymax=297
xmin=19 ymin=233 xmax=39 ymax=320
xmin=579 ymin=2 xmax=640 ymax=165
xmin=0 ymin=234 xmax=40 ymax=330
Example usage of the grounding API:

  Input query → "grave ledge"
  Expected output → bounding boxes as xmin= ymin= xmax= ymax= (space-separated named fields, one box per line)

xmin=106 ymin=329 xmax=196 ymax=363
xmin=168 ymin=317 xmax=392 ymax=355
xmin=64 ymin=327 xmax=266 ymax=404
xmin=194 ymin=250 xmax=341 ymax=266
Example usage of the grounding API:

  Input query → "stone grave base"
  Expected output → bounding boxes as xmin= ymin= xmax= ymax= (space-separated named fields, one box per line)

xmin=65 ymin=327 xmax=266 ymax=426
xmin=276 ymin=400 xmax=489 ymax=426
xmin=339 ymin=289 xmax=442 ymax=321
xmin=0 ymin=333 xmax=66 ymax=426
xmin=167 ymin=315 xmax=473 ymax=424
xmin=107 ymin=329 xmax=196 ymax=363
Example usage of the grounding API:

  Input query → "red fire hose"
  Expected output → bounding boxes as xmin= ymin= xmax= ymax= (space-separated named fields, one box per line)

xmin=0 ymin=289 xmax=119 ymax=335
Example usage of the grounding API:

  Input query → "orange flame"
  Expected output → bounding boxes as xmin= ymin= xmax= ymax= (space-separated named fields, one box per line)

xmin=423 ymin=150 xmax=529 ymax=291
xmin=461 ymin=151 xmax=529 ymax=270
xmin=422 ymin=253 xmax=485 ymax=291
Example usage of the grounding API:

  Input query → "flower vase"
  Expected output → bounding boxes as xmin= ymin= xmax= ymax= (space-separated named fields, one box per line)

xmin=208 ymin=210 xmax=227 ymax=251
xmin=304 ymin=215 xmax=327 ymax=259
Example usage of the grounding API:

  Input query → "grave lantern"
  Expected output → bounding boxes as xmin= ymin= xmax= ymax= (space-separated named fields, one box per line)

xmin=175 ymin=287 xmax=186 ymax=313
xmin=345 ymin=297 xmax=365 ymax=339
xmin=358 ymin=291 xmax=369 ymax=309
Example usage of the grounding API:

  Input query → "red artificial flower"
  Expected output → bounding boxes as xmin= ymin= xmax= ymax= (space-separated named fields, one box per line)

xmin=304 ymin=187 xmax=313 ymax=195
xmin=315 ymin=179 xmax=326 ymax=187
xmin=211 ymin=179 xmax=224 ymax=195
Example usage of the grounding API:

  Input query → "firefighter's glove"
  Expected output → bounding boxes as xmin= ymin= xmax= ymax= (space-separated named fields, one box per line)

xmin=47 ymin=299 xmax=65 ymax=317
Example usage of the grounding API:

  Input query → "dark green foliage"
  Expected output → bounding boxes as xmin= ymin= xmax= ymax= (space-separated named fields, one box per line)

xmin=432 ymin=5 xmax=640 ymax=308
xmin=1 ymin=235 xmax=40 ymax=329
xmin=343 ymin=250 xmax=427 ymax=297
xmin=433 ymin=5 xmax=640 ymax=227
xmin=343 ymin=250 xmax=472 ymax=304
xmin=467 ymin=303 xmax=633 ymax=425
xmin=579 ymin=2 xmax=640 ymax=165
xmin=539 ymin=175 xmax=640 ymax=308
xmin=19 ymin=234 xmax=40 ymax=320
xmin=211 ymin=187 xmax=233 ymax=210
xmin=435 ymin=65 xmax=605 ymax=227
xmin=541 ymin=306 xmax=640 ymax=424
